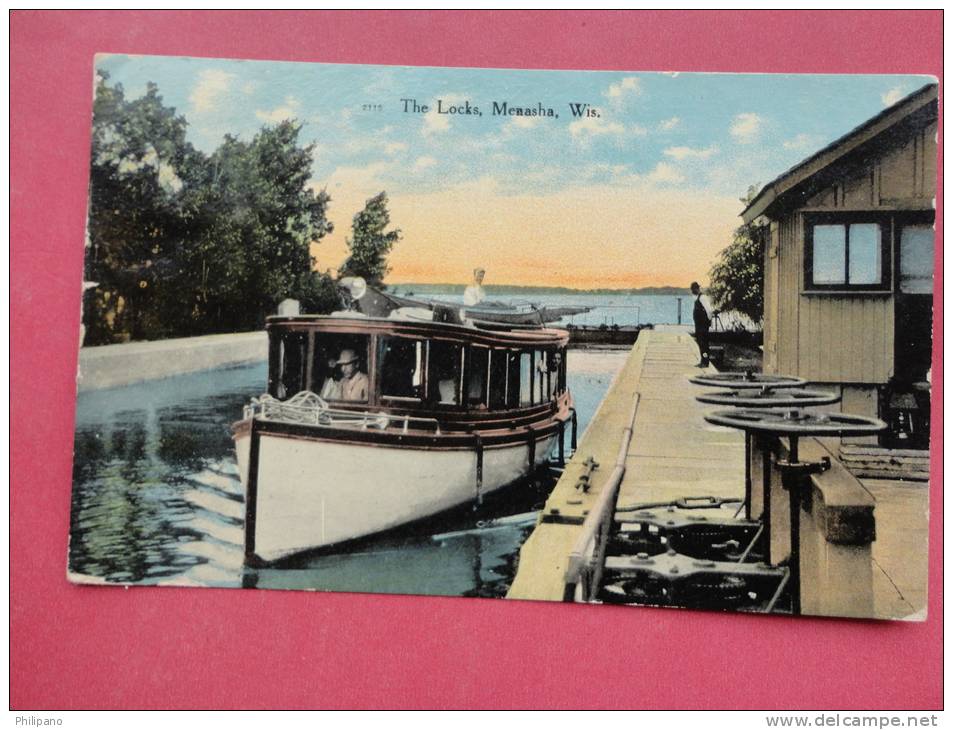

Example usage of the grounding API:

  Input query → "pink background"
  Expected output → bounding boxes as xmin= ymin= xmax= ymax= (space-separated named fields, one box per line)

xmin=11 ymin=10 xmax=943 ymax=709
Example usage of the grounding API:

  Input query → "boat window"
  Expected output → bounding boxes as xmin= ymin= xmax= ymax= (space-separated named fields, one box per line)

xmin=466 ymin=346 xmax=490 ymax=407
xmin=310 ymin=334 xmax=370 ymax=403
xmin=520 ymin=352 xmax=533 ymax=406
xmin=536 ymin=351 xmax=549 ymax=403
xmin=550 ymin=349 xmax=564 ymax=396
xmin=506 ymin=351 xmax=522 ymax=408
xmin=379 ymin=337 xmax=425 ymax=401
xmin=488 ymin=350 xmax=508 ymax=410
xmin=273 ymin=331 xmax=308 ymax=400
xmin=428 ymin=340 xmax=463 ymax=405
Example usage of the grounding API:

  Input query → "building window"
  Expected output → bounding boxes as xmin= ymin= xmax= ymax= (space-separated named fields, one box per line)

xmin=899 ymin=225 xmax=934 ymax=294
xmin=806 ymin=215 xmax=889 ymax=290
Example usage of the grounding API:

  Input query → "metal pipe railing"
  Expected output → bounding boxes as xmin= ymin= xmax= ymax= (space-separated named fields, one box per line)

xmin=245 ymin=392 xmax=442 ymax=434
xmin=563 ymin=392 xmax=641 ymax=601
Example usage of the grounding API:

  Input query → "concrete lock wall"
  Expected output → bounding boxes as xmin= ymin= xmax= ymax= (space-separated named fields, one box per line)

xmin=78 ymin=331 xmax=268 ymax=391
xmin=749 ymin=434 xmax=876 ymax=617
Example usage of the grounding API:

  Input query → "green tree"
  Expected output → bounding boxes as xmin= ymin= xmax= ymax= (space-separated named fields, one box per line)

xmin=85 ymin=73 xmax=337 ymax=341
xmin=86 ymin=72 xmax=199 ymax=343
xmin=341 ymin=192 xmax=402 ymax=288
xmin=708 ymin=186 xmax=768 ymax=325
xmin=185 ymin=122 xmax=335 ymax=329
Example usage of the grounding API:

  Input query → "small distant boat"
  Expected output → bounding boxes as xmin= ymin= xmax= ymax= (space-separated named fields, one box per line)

xmin=377 ymin=287 xmax=590 ymax=326
xmin=232 ymin=279 xmax=574 ymax=565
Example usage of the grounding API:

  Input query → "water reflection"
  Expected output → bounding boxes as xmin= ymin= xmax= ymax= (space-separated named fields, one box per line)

xmin=70 ymin=351 xmax=625 ymax=595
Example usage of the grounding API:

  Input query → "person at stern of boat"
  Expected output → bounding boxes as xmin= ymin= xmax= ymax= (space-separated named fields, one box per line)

xmin=463 ymin=268 xmax=486 ymax=306
xmin=337 ymin=349 xmax=368 ymax=401
xmin=690 ymin=281 xmax=713 ymax=368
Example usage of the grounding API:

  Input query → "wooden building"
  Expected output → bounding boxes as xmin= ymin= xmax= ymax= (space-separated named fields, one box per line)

xmin=742 ymin=84 xmax=937 ymax=447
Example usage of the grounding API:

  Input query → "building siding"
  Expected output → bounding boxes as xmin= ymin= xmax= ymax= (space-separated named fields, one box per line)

xmin=768 ymin=122 xmax=937 ymax=384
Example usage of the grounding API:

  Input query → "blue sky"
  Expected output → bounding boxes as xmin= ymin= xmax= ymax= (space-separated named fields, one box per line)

xmin=95 ymin=55 xmax=934 ymax=287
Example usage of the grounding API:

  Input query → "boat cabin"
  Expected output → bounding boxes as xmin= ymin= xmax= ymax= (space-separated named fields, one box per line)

xmin=265 ymin=314 xmax=569 ymax=425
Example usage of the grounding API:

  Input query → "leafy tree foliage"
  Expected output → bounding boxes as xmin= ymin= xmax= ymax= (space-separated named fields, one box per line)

xmin=84 ymin=73 xmax=337 ymax=344
xmin=708 ymin=186 xmax=768 ymax=325
xmin=341 ymin=192 xmax=402 ymax=288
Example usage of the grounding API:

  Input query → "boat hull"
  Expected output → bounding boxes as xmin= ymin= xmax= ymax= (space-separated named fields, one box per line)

xmin=235 ymin=424 xmax=559 ymax=563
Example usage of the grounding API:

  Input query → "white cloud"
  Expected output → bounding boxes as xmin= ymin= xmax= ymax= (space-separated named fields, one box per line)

xmin=663 ymin=145 xmax=717 ymax=161
xmin=509 ymin=115 xmax=540 ymax=130
xmin=189 ymin=69 xmax=236 ymax=112
xmin=384 ymin=142 xmax=408 ymax=156
xmin=782 ymin=133 xmax=819 ymax=151
xmin=255 ymin=96 xmax=301 ymax=124
xmin=422 ymin=94 xmax=469 ymax=136
xmin=646 ymin=162 xmax=684 ymax=184
xmin=412 ymin=156 xmax=437 ymax=172
xmin=658 ymin=116 xmax=680 ymax=131
xmin=881 ymin=86 xmax=906 ymax=107
xmin=730 ymin=113 xmax=763 ymax=143
xmin=604 ymin=76 xmax=642 ymax=104
xmin=569 ymin=116 xmax=626 ymax=140
xmin=630 ymin=124 xmax=649 ymax=136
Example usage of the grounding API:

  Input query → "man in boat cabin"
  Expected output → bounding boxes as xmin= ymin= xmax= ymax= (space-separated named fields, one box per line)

xmin=690 ymin=282 xmax=713 ymax=368
xmin=325 ymin=349 xmax=368 ymax=401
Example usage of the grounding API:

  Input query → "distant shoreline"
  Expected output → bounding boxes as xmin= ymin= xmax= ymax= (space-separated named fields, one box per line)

xmin=387 ymin=283 xmax=691 ymax=296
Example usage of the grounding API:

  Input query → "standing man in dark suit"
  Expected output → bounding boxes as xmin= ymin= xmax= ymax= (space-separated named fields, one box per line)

xmin=691 ymin=281 xmax=712 ymax=367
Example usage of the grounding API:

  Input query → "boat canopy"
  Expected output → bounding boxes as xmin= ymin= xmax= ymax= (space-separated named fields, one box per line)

xmin=266 ymin=315 xmax=568 ymax=414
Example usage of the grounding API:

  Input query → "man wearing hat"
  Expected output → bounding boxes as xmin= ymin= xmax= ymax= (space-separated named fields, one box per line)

xmin=334 ymin=348 xmax=368 ymax=401
xmin=690 ymin=281 xmax=713 ymax=367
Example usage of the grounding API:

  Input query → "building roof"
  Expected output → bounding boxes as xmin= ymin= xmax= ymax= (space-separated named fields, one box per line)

xmin=741 ymin=83 xmax=939 ymax=223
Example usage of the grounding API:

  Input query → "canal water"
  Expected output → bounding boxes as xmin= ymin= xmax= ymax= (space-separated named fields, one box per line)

xmin=69 ymin=350 xmax=628 ymax=597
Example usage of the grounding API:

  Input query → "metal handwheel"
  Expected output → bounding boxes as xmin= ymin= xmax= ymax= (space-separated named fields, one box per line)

xmin=695 ymin=389 xmax=840 ymax=408
xmin=704 ymin=408 xmax=885 ymax=437
xmin=690 ymin=371 xmax=807 ymax=390
xmin=698 ymin=390 xmax=840 ymax=523
xmin=704 ymin=407 xmax=885 ymax=614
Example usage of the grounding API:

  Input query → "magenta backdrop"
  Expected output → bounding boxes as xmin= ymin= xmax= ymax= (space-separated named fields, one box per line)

xmin=10 ymin=10 xmax=943 ymax=710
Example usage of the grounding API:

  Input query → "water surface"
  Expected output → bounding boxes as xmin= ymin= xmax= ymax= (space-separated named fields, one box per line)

xmin=70 ymin=349 xmax=627 ymax=597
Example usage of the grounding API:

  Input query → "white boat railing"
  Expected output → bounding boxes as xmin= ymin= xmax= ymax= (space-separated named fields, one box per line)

xmin=244 ymin=391 xmax=442 ymax=434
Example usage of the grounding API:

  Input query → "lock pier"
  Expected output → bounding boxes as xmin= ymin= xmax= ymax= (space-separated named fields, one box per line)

xmin=507 ymin=329 xmax=927 ymax=619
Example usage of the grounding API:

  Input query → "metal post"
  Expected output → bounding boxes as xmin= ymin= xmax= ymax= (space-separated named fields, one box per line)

xmin=744 ymin=433 xmax=752 ymax=520
xmin=677 ymin=297 xmax=683 ymax=325
xmin=570 ymin=408 xmax=578 ymax=452
xmin=762 ymin=440 xmax=772 ymax=557
xmin=243 ymin=418 xmax=261 ymax=564
xmin=788 ymin=435 xmax=802 ymax=615
xmin=474 ymin=433 xmax=484 ymax=507
xmin=558 ymin=419 xmax=566 ymax=467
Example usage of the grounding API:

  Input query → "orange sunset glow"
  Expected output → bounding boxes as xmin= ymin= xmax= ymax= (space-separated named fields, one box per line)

xmin=313 ymin=178 xmax=740 ymax=289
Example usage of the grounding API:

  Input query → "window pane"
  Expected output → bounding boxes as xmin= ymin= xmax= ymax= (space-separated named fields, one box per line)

xmin=812 ymin=225 xmax=846 ymax=284
xmin=314 ymin=335 xmax=370 ymax=402
xmin=488 ymin=350 xmax=507 ymax=410
xmin=519 ymin=352 xmax=532 ymax=406
xmin=379 ymin=337 xmax=424 ymax=399
xmin=428 ymin=341 xmax=462 ymax=404
xmin=848 ymin=223 xmax=881 ymax=285
xmin=276 ymin=332 xmax=307 ymax=399
xmin=536 ymin=351 xmax=547 ymax=403
xmin=900 ymin=225 xmax=934 ymax=294
xmin=467 ymin=346 xmax=489 ymax=407
xmin=506 ymin=352 xmax=521 ymax=408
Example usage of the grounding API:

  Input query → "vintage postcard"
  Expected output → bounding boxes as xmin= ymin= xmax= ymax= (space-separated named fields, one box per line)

xmin=70 ymin=55 xmax=937 ymax=620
